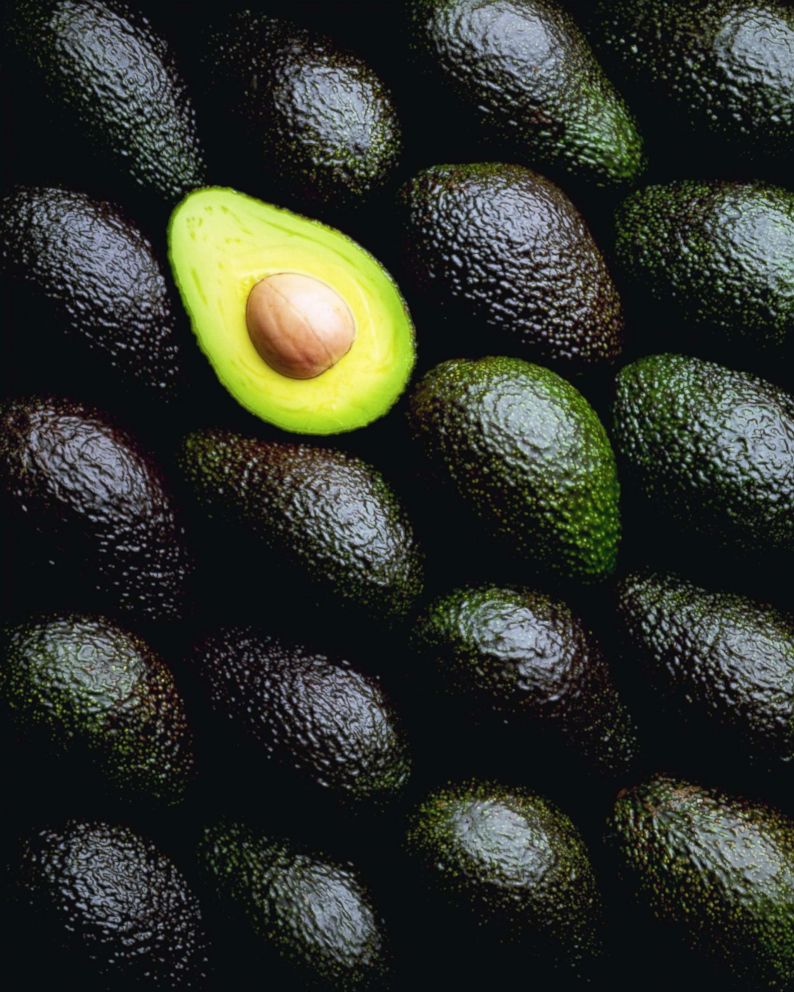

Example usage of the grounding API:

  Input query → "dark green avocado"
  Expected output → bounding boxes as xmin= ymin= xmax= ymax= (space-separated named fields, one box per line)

xmin=400 ymin=163 xmax=623 ymax=365
xmin=193 ymin=627 xmax=410 ymax=804
xmin=0 ymin=614 xmax=194 ymax=804
xmin=407 ymin=0 xmax=645 ymax=189
xmin=608 ymin=775 xmax=794 ymax=990
xmin=413 ymin=585 xmax=639 ymax=777
xmin=199 ymin=821 xmax=389 ymax=990
xmin=408 ymin=356 xmax=621 ymax=581
xmin=613 ymin=353 xmax=794 ymax=553
xmin=614 ymin=180 xmax=794 ymax=350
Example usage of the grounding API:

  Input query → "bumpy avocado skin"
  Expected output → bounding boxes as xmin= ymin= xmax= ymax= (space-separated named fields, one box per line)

xmin=613 ymin=354 xmax=794 ymax=553
xmin=414 ymin=585 xmax=639 ymax=776
xmin=0 ymin=186 xmax=184 ymax=399
xmin=199 ymin=822 xmax=389 ymax=991
xmin=608 ymin=776 xmax=794 ymax=990
xmin=400 ymin=163 xmax=623 ymax=365
xmin=617 ymin=572 xmax=794 ymax=768
xmin=614 ymin=181 xmax=794 ymax=350
xmin=407 ymin=0 xmax=644 ymax=189
xmin=7 ymin=0 xmax=206 ymax=201
xmin=0 ymin=615 xmax=194 ymax=804
xmin=179 ymin=430 xmax=424 ymax=623
xmin=0 ymin=397 xmax=193 ymax=622
xmin=194 ymin=627 xmax=410 ymax=804
xmin=408 ymin=356 xmax=620 ymax=582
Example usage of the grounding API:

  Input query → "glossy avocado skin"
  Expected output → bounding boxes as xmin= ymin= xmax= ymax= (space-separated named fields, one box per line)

xmin=0 ymin=614 xmax=194 ymax=804
xmin=7 ymin=0 xmax=206 ymax=202
xmin=7 ymin=820 xmax=211 ymax=990
xmin=0 ymin=397 xmax=193 ymax=622
xmin=414 ymin=585 xmax=639 ymax=776
xmin=609 ymin=775 xmax=794 ymax=990
xmin=408 ymin=357 xmax=620 ymax=582
xmin=0 ymin=186 xmax=185 ymax=400
xmin=614 ymin=181 xmax=794 ymax=350
xmin=407 ymin=0 xmax=644 ymax=189
xmin=617 ymin=572 xmax=794 ymax=769
xmin=179 ymin=430 xmax=424 ymax=623
xmin=400 ymin=163 xmax=623 ymax=365
xmin=613 ymin=354 xmax=794 ymax=554
xmin=199 ymin=822 xmax=389 ymax=991
xmin=194 ymin=627 xmax=410 ymax=804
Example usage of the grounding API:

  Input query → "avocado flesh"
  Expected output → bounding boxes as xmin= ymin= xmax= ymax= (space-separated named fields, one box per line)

xmin=168 ymin=187 xmax=415 ymax=435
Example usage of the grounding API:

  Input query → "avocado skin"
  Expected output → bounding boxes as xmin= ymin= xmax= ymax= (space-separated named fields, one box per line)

xmin=0 ymin=397 xmax=193 ymax=622
xmin=0 ymin=614 xmax=194 ymax=804
xmin=0 ymin=186 xmax=184 ymax=400
xmin=199 ymin=822 xmax=389 ymax=991
xmin=194 ymin=627 xmax=410 ymax=804
xmin=179 ymin=429 xmax=423 ymax=623
xmin=408 ymin=356 xmax=620 ymax=582
xmin=617 ymin=572 xmax=794 ymax=769
xmin=608 ymin=775 xmax=794 ymax=990
xmin=407 ymin=0 xmax=644 ymax=189
xmin=414 ymin=585 xmax=639 ymax=776
xmin=7 ymin=0 xmax=206 ymax=202
xmin=614 ymin=181 xmax=794 ymax=350
xmin=400 ymin=163 xmax=623 ymax=365
xmin=199 ymin=12 xmax=401 ymax=209
xmin=613 ymin=354 xmax=794 ymax=553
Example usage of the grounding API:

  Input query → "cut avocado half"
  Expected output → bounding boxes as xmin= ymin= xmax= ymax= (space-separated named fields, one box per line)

xmin=168 ymin=187 xmax=416 ymax=435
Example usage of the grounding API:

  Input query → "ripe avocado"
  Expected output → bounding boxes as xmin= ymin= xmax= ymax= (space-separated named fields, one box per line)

xmin=168 ymin=187 xmax=416 ymax=435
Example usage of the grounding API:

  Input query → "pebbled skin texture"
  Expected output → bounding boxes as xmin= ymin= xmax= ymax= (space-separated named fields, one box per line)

xmin=617 ymin=572 xmax=794 ymax=767
xmin=200 ymin=13 xmax=401 ymax=207
xmin=408 ymin=0 xmax=645 ymax=188
xmin=406 ymin=780 xmax=603 ymax=966
xmin=0 ymin=397 xmax=193 ymax=621
xmin=613 ymin=353 xmax=794 ymax=553
xmin=595 ymin=0 xmax=794 ymax=159
xmin=8 ymin=0 xmax=206 ymax=201
xmin=408 ymin=356 xmax=621 ymax=581
xmin=12 ymin=820 xmax=211 ymax=989
xmin=400 ymin=163 xmax=623 ymax=365
xmin=179 ymin=430 xmax=424 ymax=623
xmin=608 ymin=776 xmax=794 ymax=990
xmin=195 ymin=627 xmax=410 ymax=804
xmin=414 ymin=585 xmax=639 ymax=776
xmin=199 ymin=822 xmax=389 ymax=991
xmin=614 ymin=180 xmax=794 ymax=349
xmin=0 ymin=186 xmax=184 ymax=398
xmin=0 ymin=614 xmax=194 ymax=804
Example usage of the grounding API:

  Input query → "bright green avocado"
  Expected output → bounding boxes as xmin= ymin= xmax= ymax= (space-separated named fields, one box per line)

xmin=168 ymin=187 xmax=416 ymax=435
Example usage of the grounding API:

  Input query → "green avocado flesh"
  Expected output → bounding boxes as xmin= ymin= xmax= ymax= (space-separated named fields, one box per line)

xmin=168 ymin=187 xmax=416 ymax=435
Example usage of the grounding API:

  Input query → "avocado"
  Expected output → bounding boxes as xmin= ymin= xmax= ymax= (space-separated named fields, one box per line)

xmin=407 ymin=0 xmax=645 ymax=189
xmin=407 ymin=356 xmax=620 ymax=581
xmin=0 ymin=186 xmax=185 ymax=401
xmin=613 ymin=353 xmax=794 ymax=554
xmin=608 ymin=775 xmax=794 ymax=990
xmin=614 ymin=180 xmax=794 ymax=351
xmin=194 ymin=627 xmax=410 ymax=804
xmin=617 ymin=571 xmax=794 ymax=769
xmin=7 ymin=819 xmax=211 ymax=989
xmin=413 ymin=585 xmax=639 ymax=776
xmin=198 ymin=12 xmax=402 ymax=210
xmin=0 ymin=614 xmax=194 ymax=804
xmin=0 ymin=397 xmax=193 ymax=622
xmin=399 ymin=163 xmax=623 ymax=365
xmin=6 ymin=0 xmax=206 ymax=202
xmin=179 ymin=428 xmax=423 ymax=622
xmin=168 ymin=187 xmax=415 ymax=435
xmin=199 ymin=821 xmax=389 ymax=990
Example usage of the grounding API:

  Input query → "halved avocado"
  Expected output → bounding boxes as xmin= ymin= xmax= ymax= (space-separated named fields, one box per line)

xmin=167 ymin=187 xmax=416 ymax=435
